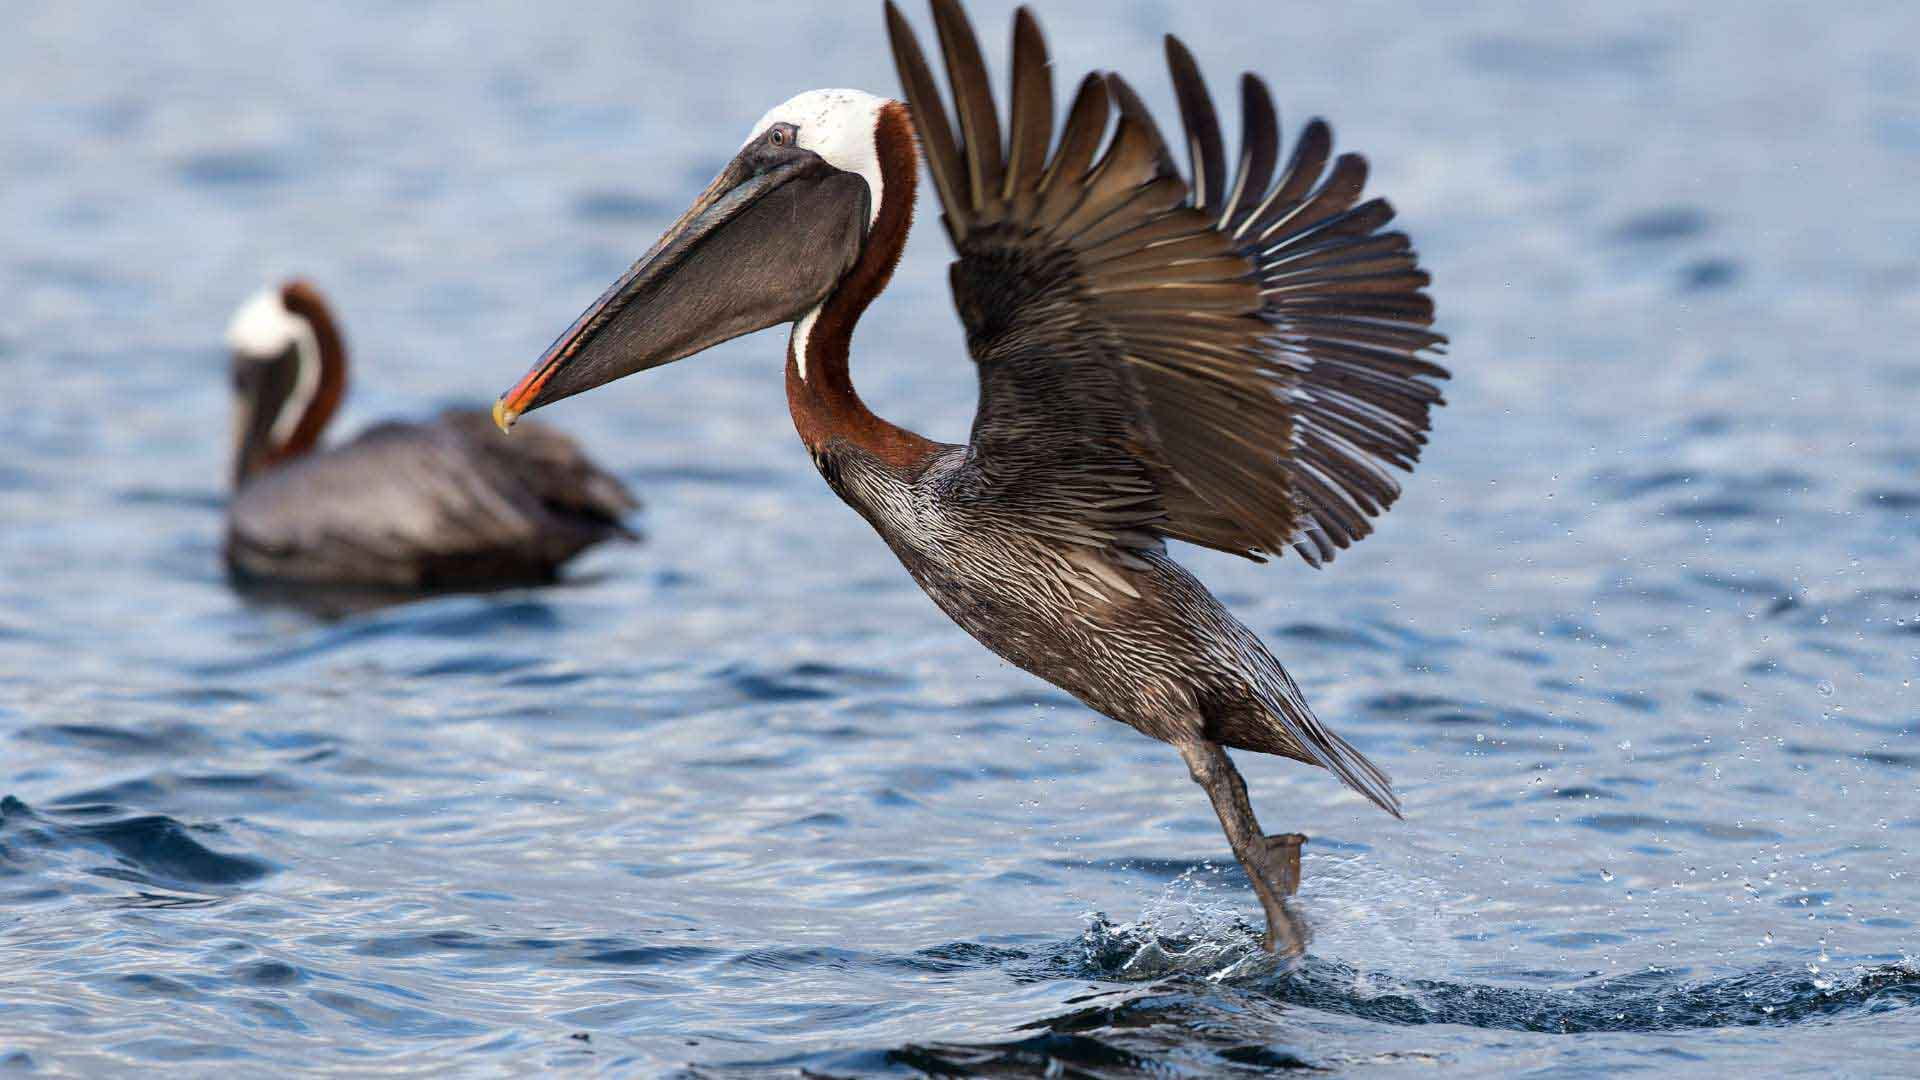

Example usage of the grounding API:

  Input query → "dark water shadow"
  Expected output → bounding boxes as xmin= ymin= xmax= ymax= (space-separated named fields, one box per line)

xmin=1265 ymin=956 xmax=1920 ymax=1034
xmin=0 ymin=795 xmax=274 ymax=901
xmin=228 ymin=576 xmax=578 ymax=623
xmin=671 ymin=908 xmax=1920 ymax=1077
xmin=869 ymin=956 xmax=1920 ymax=1076
xmin=1010 ymin=909 xmax=1917 ymax=1071
xmin=195 ymin=587 xmax=575 ymax=677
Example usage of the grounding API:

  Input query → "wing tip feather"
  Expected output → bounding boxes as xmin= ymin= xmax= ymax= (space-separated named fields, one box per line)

xmin=897 ymin=0 xmax=1447 ymax=574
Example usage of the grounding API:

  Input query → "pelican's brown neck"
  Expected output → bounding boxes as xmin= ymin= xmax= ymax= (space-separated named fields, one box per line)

xmin=786 ymin=101 xmax=937 ymax=469
xmin=272 ymin=280 xmax=348 ymax=462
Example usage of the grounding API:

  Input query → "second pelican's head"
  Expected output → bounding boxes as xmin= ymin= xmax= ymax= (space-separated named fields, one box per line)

xmin=227 ymin=279 xmax=347 ymax=486
xmin=495 ymin=90 xmax=915 ymax=429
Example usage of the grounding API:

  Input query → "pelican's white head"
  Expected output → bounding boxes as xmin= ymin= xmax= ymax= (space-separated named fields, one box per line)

xmin=226 ymin=285 xmax=314 ymax=362
xmin=226 ymin=285 xmax=321 ymax=456
xmin=748 ymin=89 xmax=891 ymax=227
xmin=225 ymin=280 xmax=344 ymax=484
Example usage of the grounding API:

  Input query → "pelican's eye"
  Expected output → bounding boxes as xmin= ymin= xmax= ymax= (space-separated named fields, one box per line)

xmin=767 ymin=124 xmax=794 ymax=148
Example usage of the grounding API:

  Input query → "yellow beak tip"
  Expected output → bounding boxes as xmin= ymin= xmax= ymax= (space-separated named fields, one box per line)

xmin=491 ymin=397 xmax=519 ymax=433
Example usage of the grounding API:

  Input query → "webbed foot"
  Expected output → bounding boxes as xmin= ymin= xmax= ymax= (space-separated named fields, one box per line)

xmin=1177 ymin=739 xmax=1313 ymax=956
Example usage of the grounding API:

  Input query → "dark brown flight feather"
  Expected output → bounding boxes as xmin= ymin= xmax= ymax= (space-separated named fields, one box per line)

xmin=889 ymin=0 xmax=1448 ymax=570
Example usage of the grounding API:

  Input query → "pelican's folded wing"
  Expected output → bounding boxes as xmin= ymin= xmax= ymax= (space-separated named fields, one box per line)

xmin=225 ymin=417 xmax=634 ymax=587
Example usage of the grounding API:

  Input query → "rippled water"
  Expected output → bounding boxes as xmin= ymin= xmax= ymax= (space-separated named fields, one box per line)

xmin=4 ymin=0 xmax=1918 ymax=1074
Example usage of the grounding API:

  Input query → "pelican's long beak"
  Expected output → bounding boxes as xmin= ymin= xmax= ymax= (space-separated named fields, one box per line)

xmin=495 ymin=152 xmax=869 ymax=430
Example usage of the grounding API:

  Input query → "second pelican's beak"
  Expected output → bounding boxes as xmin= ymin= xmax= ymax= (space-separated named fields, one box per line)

xmin=495 ymin=144 xmax=870 ymax=429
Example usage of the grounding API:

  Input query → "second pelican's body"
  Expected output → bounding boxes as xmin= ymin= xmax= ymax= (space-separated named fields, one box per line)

xmin=226 ymin=281 xmax=637 ymax=592
xmin=497 ymin=1 xmax=1448 ymax=952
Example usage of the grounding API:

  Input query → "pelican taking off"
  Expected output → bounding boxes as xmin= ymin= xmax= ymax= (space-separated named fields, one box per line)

xmin=495 ymin=0 xmax=1446 ymax=952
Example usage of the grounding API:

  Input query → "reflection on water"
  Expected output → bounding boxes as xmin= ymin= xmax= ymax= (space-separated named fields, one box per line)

xmin=2 ymin=0 xmax=1917 ymax=1073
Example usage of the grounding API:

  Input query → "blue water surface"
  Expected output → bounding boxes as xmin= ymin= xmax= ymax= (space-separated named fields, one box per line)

xmin=2 ymin=0 xmax=1918 ymax=1074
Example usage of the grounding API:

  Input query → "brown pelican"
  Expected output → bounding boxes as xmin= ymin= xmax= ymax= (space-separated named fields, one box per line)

xmin=494 ymin=0 xmax=1446 ymax=953
xmin=225 ymin=279 xmax=638 ymax=591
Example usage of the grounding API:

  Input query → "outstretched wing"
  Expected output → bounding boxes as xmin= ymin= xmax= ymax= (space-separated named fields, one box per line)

xmin=886 ymin=0 xmax=1447 ymax=566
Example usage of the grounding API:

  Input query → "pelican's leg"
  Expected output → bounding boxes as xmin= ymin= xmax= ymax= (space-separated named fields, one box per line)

xmin=1177 ymin=738 xmax=1310 ymax=955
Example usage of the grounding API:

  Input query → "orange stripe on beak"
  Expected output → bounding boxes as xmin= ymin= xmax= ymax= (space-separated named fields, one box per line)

xmin=493 ymin=361 xmax=555 ymax=432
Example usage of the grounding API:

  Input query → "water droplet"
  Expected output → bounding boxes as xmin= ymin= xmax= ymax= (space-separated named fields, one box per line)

xmin=1601 ymin=869 xmax=1614 ymax=882
xmin=1816 ymin=680 xmax=1835 ymax=697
